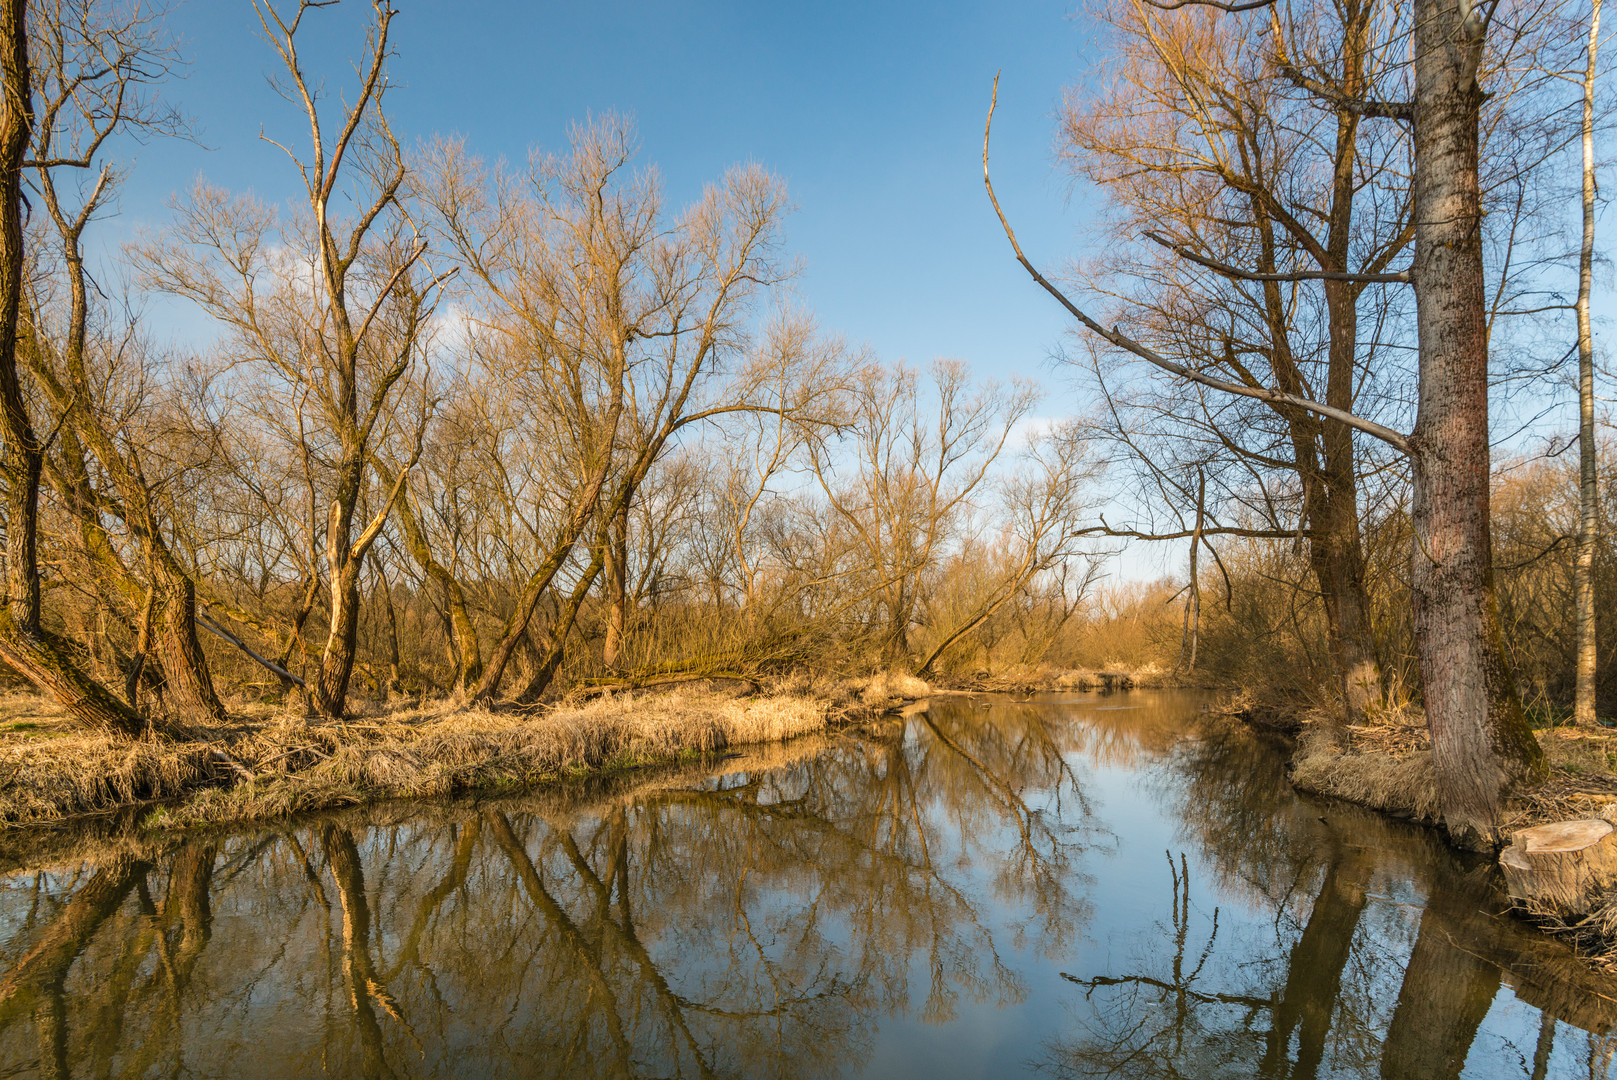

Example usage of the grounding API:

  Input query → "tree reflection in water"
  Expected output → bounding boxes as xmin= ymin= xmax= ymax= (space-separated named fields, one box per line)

xmin=0 ymin=698 xmax=1097 ymax=1078
xmin=1043 ymin=709 xmax=1617 ymax=1080
xmin=0 ymin=695 xmax=1612 ymax=1079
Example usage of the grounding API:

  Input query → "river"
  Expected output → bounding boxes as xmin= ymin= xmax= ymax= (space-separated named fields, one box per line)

xmin=0 ymin=690 xmax=1612 ymax=1078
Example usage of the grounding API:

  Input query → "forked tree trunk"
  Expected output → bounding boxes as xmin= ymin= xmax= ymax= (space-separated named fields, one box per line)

xmin=0 ymin=0 xmax=143 ymax=737
xmin=314 ymin=470 xmax=366 ymax=719
xmin=375 ymin=460 xmax=481 ymax=693
xmin=515 ymin=544 xmax=605 ymax=705
xmin=1408 ymin=0 xmax=1544 ymax=848
xmin=472 ymin=456 xmax=619 ymax=704
xmin=1574 ymin=0 xmax=1602 ymax=727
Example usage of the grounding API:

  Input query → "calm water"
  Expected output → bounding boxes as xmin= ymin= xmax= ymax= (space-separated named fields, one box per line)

xmin=0 ymin=691 xmax=1613 ymax=1078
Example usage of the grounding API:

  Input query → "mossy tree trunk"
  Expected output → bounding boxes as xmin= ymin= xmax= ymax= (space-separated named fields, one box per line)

xmin=0 ymin=0 xmax=143 ymax=737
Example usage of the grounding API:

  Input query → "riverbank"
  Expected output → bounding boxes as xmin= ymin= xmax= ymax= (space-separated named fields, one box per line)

xmin=934 ymin=663 xmax=1180 ymax=694
xmin=0 ymin=672 xmax=928 ymax=834
xmin=1241 ymin=696 xmax=1617 ymax=969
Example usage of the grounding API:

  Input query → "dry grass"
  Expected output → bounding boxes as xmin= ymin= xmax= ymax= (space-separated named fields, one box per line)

xmin=1502 ymin=728 xmax=1617 ymax=833
xmin=933 ymin=663 xmax=1177 ymax=694
xmin=1288 ymin=726 xmax=1443 ymax=823
xmin=854 ymin=670 xmax=932 ymax=706
xmin=0 ymin=689 xmax=839 ymax=832
xmin=1279 ymin=705 xmax=1617 ymax=967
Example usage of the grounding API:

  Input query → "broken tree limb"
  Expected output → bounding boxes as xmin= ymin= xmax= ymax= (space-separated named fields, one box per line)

xmin=195 ymin=610 xmax=307 ymax=688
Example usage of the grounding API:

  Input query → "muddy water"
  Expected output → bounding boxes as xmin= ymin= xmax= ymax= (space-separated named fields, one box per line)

xmin=0 ymin=691 xmax=1612 ymax=1078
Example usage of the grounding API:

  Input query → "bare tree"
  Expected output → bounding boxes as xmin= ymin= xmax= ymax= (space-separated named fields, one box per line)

xmin=19 ymin=0 xmax=227 ymax=721
xmin=914 ymin=420 xmax=1104 ymax=676
xmin=1058 ymin=0 xmax=1412 ymax=722
xmin=809 ymin=360 xmax=1037 ymax=670
xmin=986 ymin=0 xmax=1552 ymax=845
xmin=143 ymin=0 xmax=444 ymax=718
xmin=0 ymin=0 xmax=147 ymax=734
xmin=416 ymin=119 xmax=791 ymax=702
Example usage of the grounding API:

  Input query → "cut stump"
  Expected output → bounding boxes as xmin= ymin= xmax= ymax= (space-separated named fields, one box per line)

xmin=1499 ymin=818 xmax=1617 ymax=917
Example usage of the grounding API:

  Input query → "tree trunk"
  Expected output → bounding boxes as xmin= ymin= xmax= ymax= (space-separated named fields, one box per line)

xmin=0 ymin=2 xmax=144 ymax=737
xmin=375 ymin=460 xmax=481 ymax=693
xmin=1499 ymin=818 xmax=1617 ymax=916
xmin=1378 ymin=861 xmax=1501 ymax=1079
xmin=883 ymin=581 xmax=913 ymax=670
xmin=514 ymin=543 xmax=605 ymax=705
xmin=472 ymin=537 xmax=589 ymax=703
xmin=1177 ymin=470 xmax=1204 ymax=676
xmin=315 ymin=520 xmax=365 ymax=719
xmin=1317 ymin=0 xmax=1386 ymax=722
xmin=471 ymin=466 xmax=618 ymax=703
xmin=1255 ymin=202 xmax=1382 ymax=727
xmin=601 ymin=502 xmax=629 ymax=670
xmin=1575 ymin=0 xmax=1602 ymax=727
xmin=315 ymin=450 xmax=398 ymax=719
xmin=151 ymin=566 xmax=227 ymax=723
xmin=1317 ymin=284 xmax=1383 ymax=720
xmin=1408 ymin=0 xmax=1544 ymax=848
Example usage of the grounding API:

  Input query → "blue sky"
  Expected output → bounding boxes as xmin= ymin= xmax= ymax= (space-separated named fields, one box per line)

xmin=95 ymin=0 xmax=1606 ymax=585
xmin=104 ymin=0 xmax=1100 ymax=402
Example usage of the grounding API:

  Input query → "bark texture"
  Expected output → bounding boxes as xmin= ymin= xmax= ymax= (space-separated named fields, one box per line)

xmin=1575 ymin=0 xmax=1602 ymax=727
xmin=1408 ymin=0 xmax=1544 ymax=848
xmin=0 ymin=0 xmax=144 ymax=736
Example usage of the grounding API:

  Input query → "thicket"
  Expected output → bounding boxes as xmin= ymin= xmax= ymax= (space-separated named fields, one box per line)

xmin=0 ymin=0 xmax=1105 ymax=723
xmin=0 ymin=0 xmax=1610 ymax=766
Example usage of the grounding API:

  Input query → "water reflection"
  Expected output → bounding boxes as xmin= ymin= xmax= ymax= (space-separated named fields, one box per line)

xmin=0 ymin=693 xmax=1611 ymax=1078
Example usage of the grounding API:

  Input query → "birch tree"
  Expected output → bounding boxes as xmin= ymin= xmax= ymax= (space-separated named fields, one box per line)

xmin=1574 ymin=0 xmax=1601 ymax=726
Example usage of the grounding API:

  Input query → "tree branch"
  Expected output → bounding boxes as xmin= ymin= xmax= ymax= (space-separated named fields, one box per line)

xmin=1143 ymin=231 xmax=1410 ymax=284
xmin=982 ymin=75 xmax=1411 ymax=458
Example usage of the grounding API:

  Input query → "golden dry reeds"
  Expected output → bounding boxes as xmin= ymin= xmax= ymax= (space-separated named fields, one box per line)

xmin=0 ymin=689 xmax=837 ymax=831
xmin=1288 ymin=726 xmax=1443 ymax=823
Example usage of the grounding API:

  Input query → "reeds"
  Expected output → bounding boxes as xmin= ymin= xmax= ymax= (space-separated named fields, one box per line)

xmin=1288 ymin=726 xmax=1443 ymax=822
xmin=0 ymin=688 xmax=836 ymax=830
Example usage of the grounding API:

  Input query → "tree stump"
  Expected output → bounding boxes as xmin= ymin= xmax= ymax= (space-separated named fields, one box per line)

xmin=1499 ymin=819 xmax=1617 ymax=917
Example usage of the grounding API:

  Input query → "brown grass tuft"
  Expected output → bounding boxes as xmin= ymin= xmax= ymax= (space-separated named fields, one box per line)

xmin=855 ymin=670 xmax=932 ymax=706
xmin=1288 ymin=727 xmax=1442 ymax=823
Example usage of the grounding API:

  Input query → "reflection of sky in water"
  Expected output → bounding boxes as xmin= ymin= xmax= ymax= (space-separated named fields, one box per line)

xmin=0 ymin=691 xmax=1611 ymax=1078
